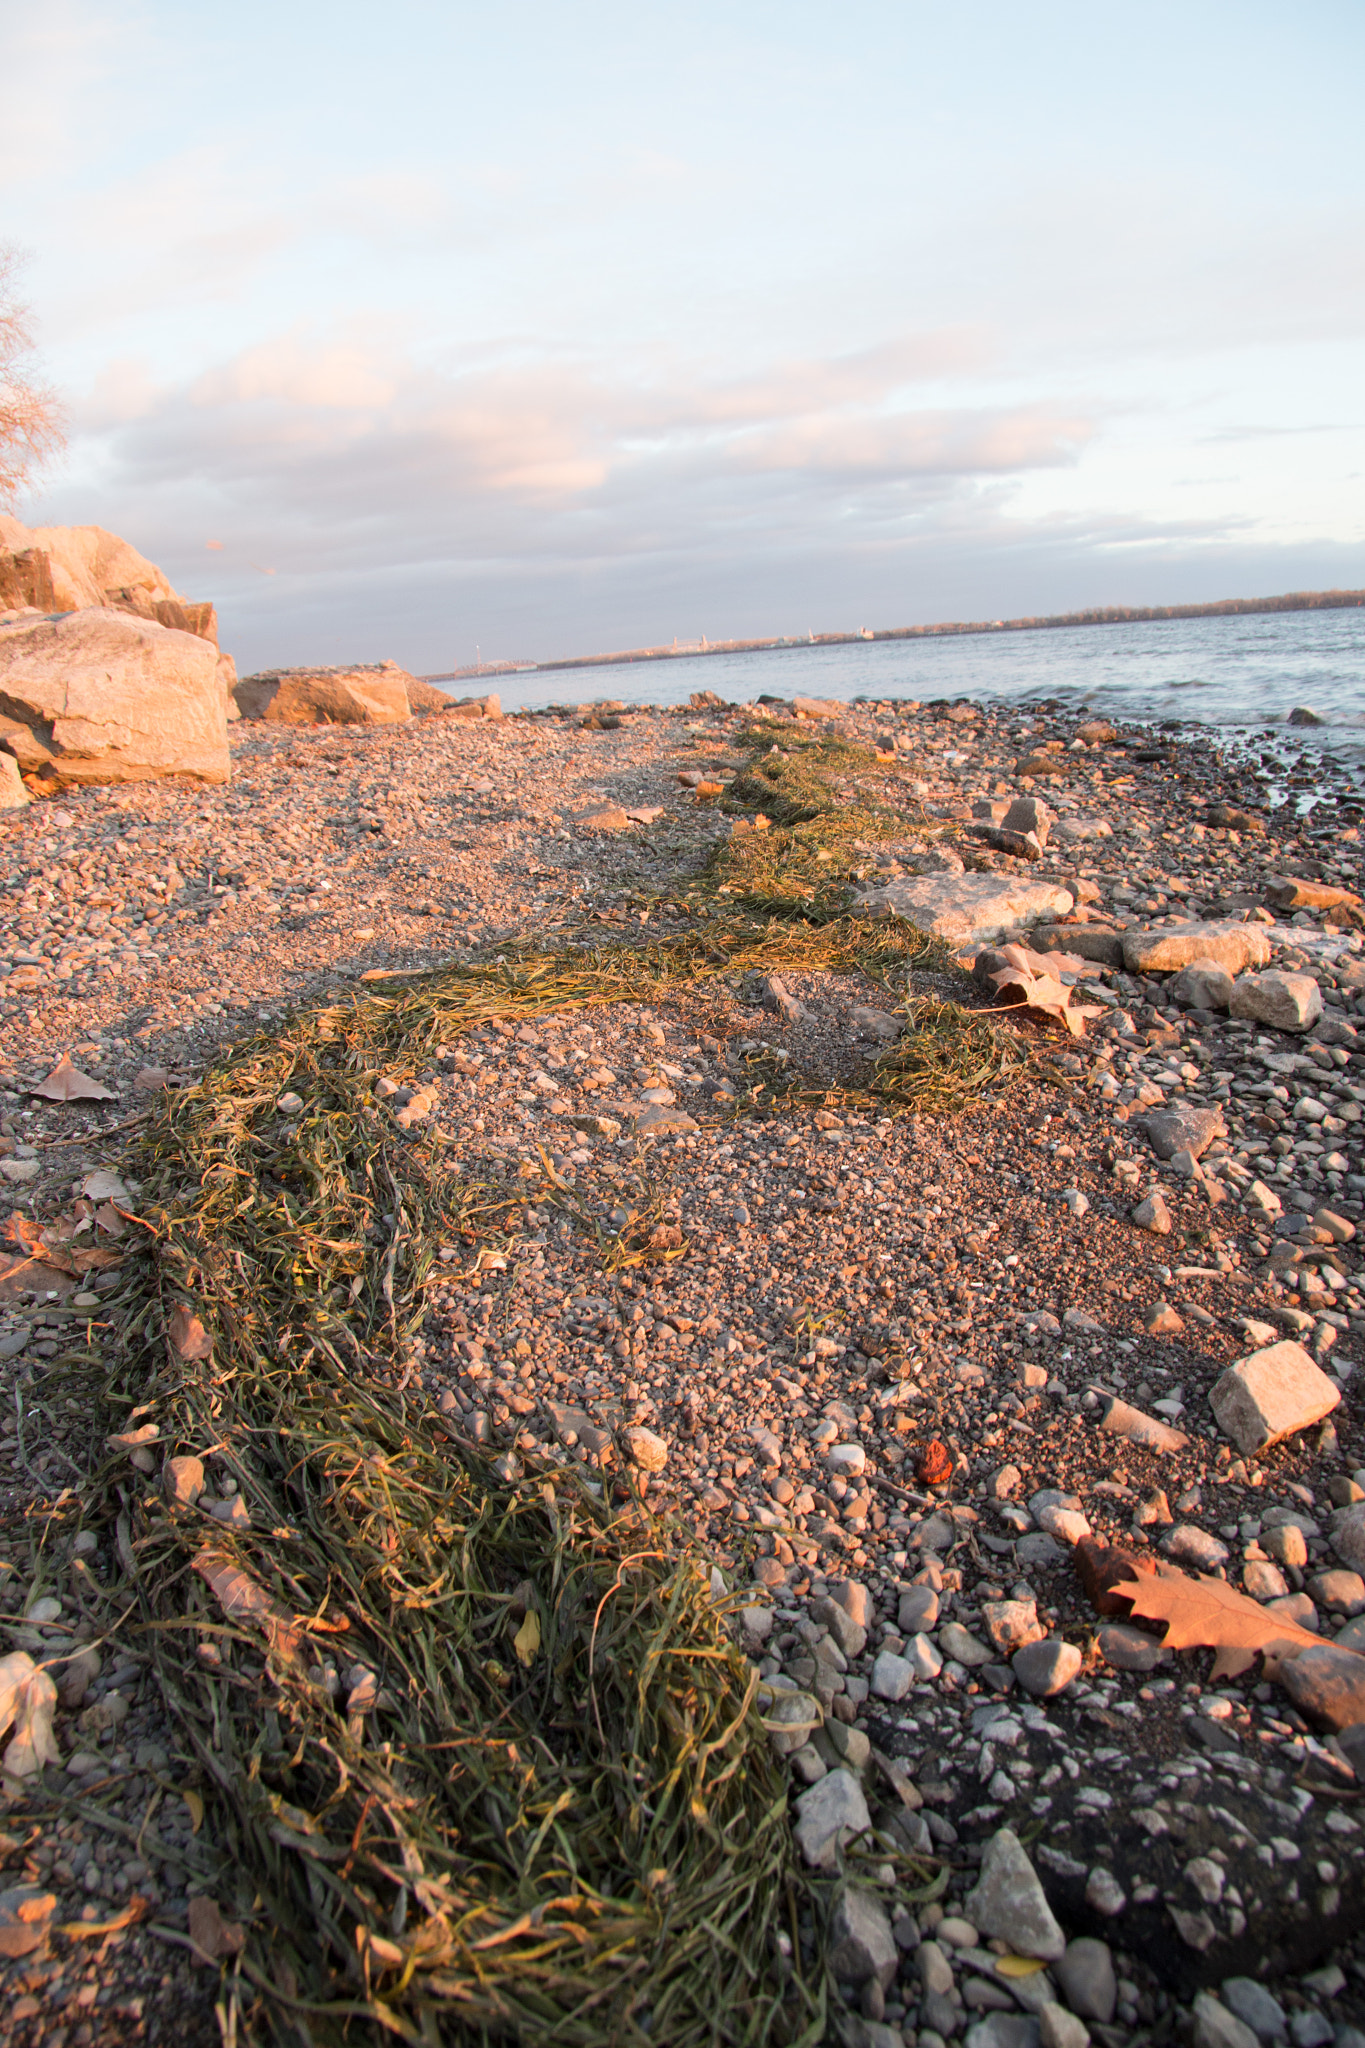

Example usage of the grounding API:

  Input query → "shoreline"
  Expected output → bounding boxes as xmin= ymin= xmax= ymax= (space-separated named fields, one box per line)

xmin=1 ymin=692 xmax=1364 ymax=2041
xmin=424 ymin=586 xmax=1365 ymax=684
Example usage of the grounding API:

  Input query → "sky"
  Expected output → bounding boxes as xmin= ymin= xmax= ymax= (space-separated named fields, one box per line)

xmin=3 ymin=0 xmax=1364 ymax=674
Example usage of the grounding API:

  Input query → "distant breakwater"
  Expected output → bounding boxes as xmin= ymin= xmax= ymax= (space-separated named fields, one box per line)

xmin=425 ymin=586 xmax=1365 ymax=684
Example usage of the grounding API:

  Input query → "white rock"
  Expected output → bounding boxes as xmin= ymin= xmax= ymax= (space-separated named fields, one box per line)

xmin=828 ymin=1443 xmax=867 ymax=1477
xmin=0 ymin=753 xmax=29 ymax=809
xmin=1228 ymin=971 xmax=1323 ymax=1034
xmin=1209 ymin=1342 xmax=1341 ymax=1455
xmin=0 ymin=607 xmax=228 ymax=788
xmin=857 ymin=874 xmax=1075 ymax=950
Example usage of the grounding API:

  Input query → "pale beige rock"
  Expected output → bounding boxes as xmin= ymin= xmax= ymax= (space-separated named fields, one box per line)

xmin=0 ymin=753 xmax=29 ymax=809
xmin=0 ymin=514 xmax=219 ymax=644
xmin=792 ymin=696 xmax=841 ymax=719
xmin=1228 ymin=971 xmax=1323 ymax=1033
xmin=0 ymin=607 xmax=229 ymax=788
xmin=1122 ymin=922 xmax=1273 ymax=975
xmin=234 ymin=664 xmax=411 ymax=725
xmin=858 ymin=875 xmax=1074 ymax=949
xmin=1209 ymin=1341 xmax=1341 ymax=1455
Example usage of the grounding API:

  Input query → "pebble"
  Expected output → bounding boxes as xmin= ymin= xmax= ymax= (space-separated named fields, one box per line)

xmin=963 ymin=1828 xmax=1066 ymax=1961
xmin=1054 ymin=1939 xmax=1116 ymax=2023
xmin=1012 ymin=1638 xmax=1083 ymax=1697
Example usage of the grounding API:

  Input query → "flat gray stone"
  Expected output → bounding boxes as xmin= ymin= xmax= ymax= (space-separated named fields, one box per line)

xmin=1163 ymin=1525 xmax=1230 ymax=1570
xmin=793 ymin=1769 xmax=872 ymax=1870
xmin=1276 ymin=1642 xmax=1365 ymax=1732
xmin=1306 ymin=1569 xmax=1365 ymax=1614
xmin=966 ymin=2018 xmax=1042 ymax=2048
xmin=871 ymin=1651 xmax=916 ymax=1702
xmin=1055 ymin=1939 xmax=1116 ymax=2023
xmin=1144 ymin=1104 xmax=1227 ymax=1161
xmin=1013 ymin=1639 xmax=1082 ymax=1697
xmin=963 ymin=1827 xmax=1066 ymax=1960
xmin=1193 ymin=1994 xmax=1262 ymax=2048
xmin=1097 ymin=1623 xmax=1166 ymax=1673
xmin=1331 ymin=1502 xmax=1365 ymax=1576
xmin=828 ymin=1885 xmax=898 ymax=1989
xmin=1221 ymin=1979 xmax=1287 ymax=2043
xmin=898 ymin=1585 xmax=940 ymax=1633
xmin=1171 ymin=960 xmax=1236 ymax=1010
xmin=1210 ymin=1342 xmax=1341 ymax=1455
xmin=857 ymin=874 xmax=1075 ymax=950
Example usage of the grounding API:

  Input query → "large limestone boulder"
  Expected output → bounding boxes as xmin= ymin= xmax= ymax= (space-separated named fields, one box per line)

xmin=235 ymin=662 xmax=412 ymax=725
xmin=0 ymin=514 xmax=219 ymax=645
xmin=1122 ymin=921 xmax=1273 ymax=975
xmin=0 ymin=608 xmax=229 ymax=789
xmin=858 ymin=874 xmax=1074 ymax=949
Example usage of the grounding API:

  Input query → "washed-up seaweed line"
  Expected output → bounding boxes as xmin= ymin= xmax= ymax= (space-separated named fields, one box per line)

xmin=103 ymin=919 xmax=966 ymax=2046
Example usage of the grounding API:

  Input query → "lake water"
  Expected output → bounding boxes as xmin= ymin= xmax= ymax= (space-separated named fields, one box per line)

xmin=462 ymin=607 xmax=1365 ymax=766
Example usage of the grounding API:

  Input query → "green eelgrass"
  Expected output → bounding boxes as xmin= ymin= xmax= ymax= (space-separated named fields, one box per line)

xmin=96 ymin=915 xmax=960 ymax=2044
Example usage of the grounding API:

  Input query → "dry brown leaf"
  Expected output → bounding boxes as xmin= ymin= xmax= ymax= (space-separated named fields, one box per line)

xmin=192 ymin=1549 xmax=304 ymax=1664
xmin=187 ymin=1894 xmax=246 ymax=1963
xmin=1111 ymin=1570 xmax=1322 ymax=1680
xmin=168 ymin=1305 xmax=214 ymax=1360
xmin=985 ymin=944 xmax=1105 ymax=1040
xmin=30 ymin=1056 xmax=116 ymax=1103
xmin=59 ymin=1894 xmax=150 ymax=1940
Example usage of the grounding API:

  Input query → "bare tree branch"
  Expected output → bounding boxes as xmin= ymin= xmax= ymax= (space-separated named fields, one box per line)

xmin=0 ymin=244 xmax=66 ymax=509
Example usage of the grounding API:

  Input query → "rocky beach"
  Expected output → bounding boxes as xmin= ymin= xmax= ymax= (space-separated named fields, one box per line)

xmin=0 ymin=534 xmax=1363 ymax=2046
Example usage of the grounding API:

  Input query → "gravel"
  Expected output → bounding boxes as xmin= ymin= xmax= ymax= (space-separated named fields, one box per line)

xmin=1 ymin=689 xmax=1364 ymax=2040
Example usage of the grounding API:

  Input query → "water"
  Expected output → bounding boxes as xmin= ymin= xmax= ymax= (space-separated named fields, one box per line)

xmin=458 ymin=607 xmax=1365 ymax=761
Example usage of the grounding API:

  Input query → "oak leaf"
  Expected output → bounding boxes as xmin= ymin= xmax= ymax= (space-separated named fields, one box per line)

xmin=977 ymin=943 xmax=1105 ymax=1038
xmin=1111 ymin=1570 xmax=1322 ymax=1680
xmin=31 ymin=1056 xmax=116 ymax=1103
xmin=1074 ymin=1536 xmax=1157 ymax=1617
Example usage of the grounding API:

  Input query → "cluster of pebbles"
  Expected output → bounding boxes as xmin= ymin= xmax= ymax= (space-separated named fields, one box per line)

xmin=0 ymin=684 xmax=1363 ymax=2044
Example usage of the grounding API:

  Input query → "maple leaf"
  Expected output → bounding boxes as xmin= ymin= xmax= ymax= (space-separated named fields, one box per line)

xmin=1111 ymin=1571 xmax=1325 ymax=1680
xmin=977 ymin=944 xmax=1105 ymax=1039
xmin=31 ymin=1056 xmax=116 ymax=1103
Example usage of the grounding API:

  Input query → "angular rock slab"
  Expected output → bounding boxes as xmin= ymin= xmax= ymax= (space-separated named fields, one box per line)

xmin=857 ymin=875 xmax=1075 ymax=950
xmin=1209 ymin=1341 xmax=1341 ymax=1456
xmin=1144 ymin=1104 xmax=1227 ymax=1161
xmin=1122 ymin=922 xmax=1273 ymax=976
xmin=0 ymin=754 xmax=29 ymax=809
xmin=793 ymin=1768 xmax=871 ymax=1869
xmin=234 ymin=663 xmax=412 ymax=724
xmin=963 ymin=1827 xmax=1066 ymax=1960
xmin=0 ymin=606 xmax=228 ymax=788
xmin=1228 ymin=971 xmax=1323 ymax=1034
xmin=1275 ymin=1642 xmax=1365 ymax=1732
